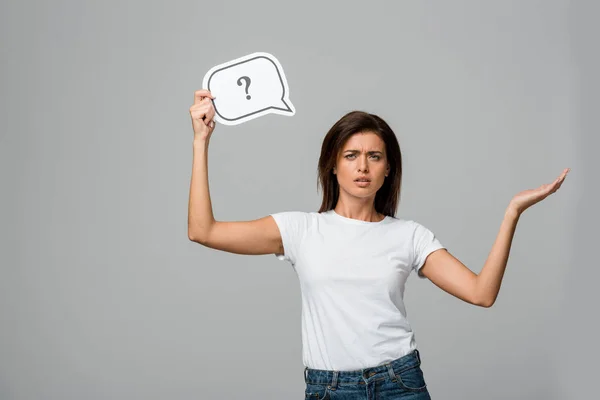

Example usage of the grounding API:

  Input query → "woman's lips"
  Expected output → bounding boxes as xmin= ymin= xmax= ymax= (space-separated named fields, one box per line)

xmin=355 ymin=180 xmax=371 ymax=187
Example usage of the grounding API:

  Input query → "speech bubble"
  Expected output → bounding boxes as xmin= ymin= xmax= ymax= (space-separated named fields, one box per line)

xmin=202 ymin=52 xmax=295 ymax=126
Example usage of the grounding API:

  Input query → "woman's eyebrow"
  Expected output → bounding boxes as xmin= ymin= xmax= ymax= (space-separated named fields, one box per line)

xmin=344 ymin=150 xmax=383 ymax=154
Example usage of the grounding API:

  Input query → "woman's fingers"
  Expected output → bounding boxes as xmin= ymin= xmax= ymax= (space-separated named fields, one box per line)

xmin=191 ymin=103 xmax=207 ymax=120
xmin=190 ymin=90 xmax=217 ymax=138
xmin=195 ymin=98 xmax=215 ymax=125
xmin=549 ymin=168 xmax=570 ymax=193
xmin=194 ymin=89 xmax=216 ymax=104
xmin=192 ymin=98 xmax=213 ymax=116
xmin=206 ymin=106 xmax=216 ymax=125
xmin=189 ymin=106 xmax=205 ymax=121
xmin=190 ymin=90 xmax=217 ymax=127
xmin=556 ymin=169 xmax=569 ymax=186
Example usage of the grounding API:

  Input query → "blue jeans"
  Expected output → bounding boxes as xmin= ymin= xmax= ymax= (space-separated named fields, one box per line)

xmin=304 ymin=349 xmax=431 ymax=399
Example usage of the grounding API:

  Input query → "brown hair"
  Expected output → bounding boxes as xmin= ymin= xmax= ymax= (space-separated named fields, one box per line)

xmin=316 ymin=111 xmax=403 ymax=218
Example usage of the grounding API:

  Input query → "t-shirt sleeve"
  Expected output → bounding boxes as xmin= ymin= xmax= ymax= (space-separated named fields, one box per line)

xmin=412 ymin=221 xmax=446 ymax=279
xmin=269 ymin=211 xmax=309 ymax=265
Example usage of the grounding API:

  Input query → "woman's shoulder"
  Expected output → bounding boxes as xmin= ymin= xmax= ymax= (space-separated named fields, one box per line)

xmin=270 ymin=210 xmax=316 ymax=218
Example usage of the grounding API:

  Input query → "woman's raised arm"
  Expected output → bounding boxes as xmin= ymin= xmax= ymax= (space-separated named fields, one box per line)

xmin=187 ymin=89 xmax=283 ymax=256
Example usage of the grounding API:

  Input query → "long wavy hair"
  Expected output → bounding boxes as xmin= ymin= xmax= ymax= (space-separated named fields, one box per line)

xmin=316 ymin=111 xmax=403 ymax=218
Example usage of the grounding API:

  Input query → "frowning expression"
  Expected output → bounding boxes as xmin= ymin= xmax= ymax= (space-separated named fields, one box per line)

xmin=333 ymin=132 xmax=390 ymax=197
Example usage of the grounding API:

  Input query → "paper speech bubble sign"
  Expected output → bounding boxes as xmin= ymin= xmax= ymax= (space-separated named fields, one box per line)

xmin=202 ymin=52 xmax=295 ymax=126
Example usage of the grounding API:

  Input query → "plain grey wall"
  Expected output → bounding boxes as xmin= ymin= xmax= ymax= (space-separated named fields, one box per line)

xmin=1 ymin=0 xmax=597 ymax=399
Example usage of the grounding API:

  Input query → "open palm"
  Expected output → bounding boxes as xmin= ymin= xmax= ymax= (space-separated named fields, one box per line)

xmin=509 ymin=168 xmax=570 ymax=215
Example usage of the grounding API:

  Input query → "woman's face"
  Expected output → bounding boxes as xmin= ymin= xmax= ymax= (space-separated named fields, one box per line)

xmin=333 ymin=131 xmax=390 ymax=199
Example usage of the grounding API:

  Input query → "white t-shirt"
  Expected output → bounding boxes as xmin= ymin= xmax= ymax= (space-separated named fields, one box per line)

xmin=270 ymin=209 xmax=445 ymax=371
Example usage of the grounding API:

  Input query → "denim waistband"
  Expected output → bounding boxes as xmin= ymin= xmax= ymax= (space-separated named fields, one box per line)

xmin=304 ymin=349 xmax=422 ymax=387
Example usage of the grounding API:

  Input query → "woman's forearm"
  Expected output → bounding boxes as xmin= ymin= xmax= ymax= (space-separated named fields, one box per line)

xmin=476 ymin=207 xmax=520 ymax=307
xmin=475 ymin=168 xmax=570 ymax=307
xmin=187 ymin=138 xmax=215 ymax=242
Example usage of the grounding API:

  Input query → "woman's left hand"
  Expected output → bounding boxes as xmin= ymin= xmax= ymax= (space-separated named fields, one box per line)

xmin=508 ymin=168 xmax=570 ymax=216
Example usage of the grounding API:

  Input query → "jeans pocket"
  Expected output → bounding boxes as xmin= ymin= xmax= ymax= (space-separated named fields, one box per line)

xmin=304 ymin=382 xmax=330 ymax=400
xmin=393 ymin=363 xmax=428 ymax=392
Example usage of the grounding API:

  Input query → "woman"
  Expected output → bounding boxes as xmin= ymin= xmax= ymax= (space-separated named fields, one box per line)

xmin=188 ymin=89 xmax=569 ymax=399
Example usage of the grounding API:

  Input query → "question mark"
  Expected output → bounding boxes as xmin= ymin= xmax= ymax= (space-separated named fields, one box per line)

xmin=237 ymin=76 xmax=251 ymax=100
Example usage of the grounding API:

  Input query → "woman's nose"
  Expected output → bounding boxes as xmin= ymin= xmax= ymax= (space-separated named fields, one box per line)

xmin=358 ymin=157 xmax=368 ymax=171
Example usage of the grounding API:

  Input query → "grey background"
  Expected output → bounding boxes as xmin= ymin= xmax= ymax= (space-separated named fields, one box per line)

xmin=1 ymin=0 xmax=597 ymax=399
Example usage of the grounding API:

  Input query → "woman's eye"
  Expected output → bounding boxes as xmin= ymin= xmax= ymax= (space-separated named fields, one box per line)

xmin=345 ymin=155 xmax=380 ymax=160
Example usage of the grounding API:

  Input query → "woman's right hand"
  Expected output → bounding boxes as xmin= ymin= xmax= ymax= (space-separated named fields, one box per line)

xmin=189 ymin=89 xmax=217 ymax=141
